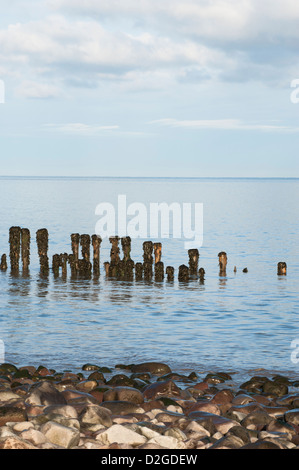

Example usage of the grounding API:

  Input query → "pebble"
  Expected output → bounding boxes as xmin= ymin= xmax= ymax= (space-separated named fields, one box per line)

xmin=0 ymin=361 xmax=298 ymax=449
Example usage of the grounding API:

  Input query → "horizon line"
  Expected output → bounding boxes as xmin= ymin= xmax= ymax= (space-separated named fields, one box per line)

xmin=0 ymin=175 xmax=298 ymax=180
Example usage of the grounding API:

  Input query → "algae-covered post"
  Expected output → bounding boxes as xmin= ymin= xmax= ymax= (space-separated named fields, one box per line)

xmin=218 ymin=251 xmax=227 ymax=276
xmin=109 ymin=236 xmax=120 ymax=277
xmin=80 ymin=234 xmax=91 ymax=262
xmin=198 ymin=267 xmax=205 ymax=284
xmin=9 ymin=226 xmax=21 ymax=272
xmin=153 ymin=243 xmax=162 ymax=264
xmin=36 ymin=229 xmax=49 ymax=274
xmin=71 ymin=234 xmax=80 ymax=270
xmin=60 ymin=253 xmax=68 ymax=277
xmin=155 ymin=261 xmax=164 ymax=282
xmin=121 ymin=237 xmax=131 ymax=262
xmin=52 ymin=254 xmax=61 ymax=277
xmin=188 ymin=249 xmax=199 ymax=277
xmin=135 ymin=262 xmax=143 ymax=280
xmin=103 ymin=261 xmax=110 ymax=276
xmin=178 ymin=264 xmax=189 ymax=282
xmin=143 ymin=241 xmax=153 ymax=280
xmin=0 ymin=254 xmax=7 ymax=271
xmin=166 ymin=266 xmax=174 ymax=281
xmin=277 ymin=262 xmax=287 ymax=276
xmin=92 ymin=234 xmax=102 ymax=276
xmin=21 ymin=228 xmax=30 ymax=272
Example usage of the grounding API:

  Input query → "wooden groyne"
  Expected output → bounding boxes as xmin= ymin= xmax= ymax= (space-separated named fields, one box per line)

xmin=0 ymin=226 xmax=289 ymax=283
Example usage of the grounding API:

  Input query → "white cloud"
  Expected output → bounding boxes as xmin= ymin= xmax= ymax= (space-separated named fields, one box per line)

xmin=151 ymin=118 xmax=296 ymax=132
xmin=44 ymin=122 xmax=120 ymax=135
xmin=16 ymin=80 xmax=61 ymax=99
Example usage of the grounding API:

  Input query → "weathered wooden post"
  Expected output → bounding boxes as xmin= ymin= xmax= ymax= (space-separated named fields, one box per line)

xmin=155 ymin=261 xmax=164 ymax=282
xmin=153 ymin=243 xmax=162 ymax=264
xmin=9 ymin=226 xmax=21 ymax=272
xmin=108 ymin=236 xmax=120 ymax=277
xmin=36 ymin=229 xmax=49 ymax=274
xmin=52 ymin=254 xmax=61 ymax=277
xmin=103 ymin=262 xmax=110 ymax=276
xmin=21 ymin=228 xmax=30 ymax=272
xmin=198 ymin=267 xmax=205 ymax=284
xmin=121 ymin=237 xmax=131 ymax=262
xmin=135 ymin=262 xmax=143 ymax=280
xmin=78 ymin=259 xmax=92 ymax=278
xmin=60 ymin=253 xmax=68 ymax=277
xmin=178 ymin=264 xmax=189 ymax=282
xmin=218 ymin=251 xmax=227 ymax=276
xmin=80 ymin=234 xmax=91 ymax=262
xmin=277 ymin=262 xmax=287 ymax=276
xmin=92 ymin=234 xmax=102 ymax=276
xmin=188 ymin=249 xmax=199 ymax=277
xmin=143 ymin=241 xmax=153 ymax=280
xmin=71 ymin=233 xmax=80 ymax=273
xmin=166 ymin=266 xmax=174 ymax=281
xmin=0 ymin=254 xmax=7 ymax=271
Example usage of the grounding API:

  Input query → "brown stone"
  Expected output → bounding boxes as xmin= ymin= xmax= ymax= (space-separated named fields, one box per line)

xmin=143 ymin=380 xmax=181 ymax=400
xmin=0 ymin=406 xmax=27 ymax=426
xmin=103 ymin=387 xmax=144 ymax=404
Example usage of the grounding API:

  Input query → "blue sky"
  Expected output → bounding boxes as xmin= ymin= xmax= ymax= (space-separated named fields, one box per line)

xmin=1 ymin=0 xmax=299 ymax=177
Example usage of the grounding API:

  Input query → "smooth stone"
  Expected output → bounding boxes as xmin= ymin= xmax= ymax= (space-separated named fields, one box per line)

xmin=0 ymin=406 xmax=27 ymax=426
xmin=96 ymin=424 xmax=147 ymax=447
xmin=231 ymin=394 xmax=256 ymax=405
xmin=25 ymin=381 xmax=67 ymax=407
xmin=241 ymin=439 xmax=282 ymax=449
xmin=0 ymin=436 xmax=37 ymax=449
xmin=100 ymin=401 xmax=144 ymax=416
xmin=42 ymin=405 xmax=78 ymax=419
xmin=284 ymin=409 xmax=299 ymax=425
xmin=131 ymin=362 xmax=172 ymax=376
xmin=210 ymin=434 xmax=244 ymax=449
xmin=103 ymin=386 xmax=144 ymax=404
xmin=20 ymin=428 xmax=47 ymax=446
xmin=262 ymin=381 xmax=288 ymax=397
xmin=0 ymin=390 xmax=21 ymax=402
xmin=210 ymin=389 xmax=234 ymax=405
xmin=143 ymin=380 xmax=181 ymax=400
xmin=41 ymin=420 xmax=80 ymax=449
xmin=79 ymin=404 xmax=112 ymax=428
xmin=187 ymin=402 xmax=221 ymax=416
xmin=241 ymin=409 xmax=274 ymax=430
xmin=147 ymin=435 xmax=186 ymax=449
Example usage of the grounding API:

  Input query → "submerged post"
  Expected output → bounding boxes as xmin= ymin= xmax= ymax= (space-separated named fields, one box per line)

xmin=71 ymin=233 xmax=80 ymax=272
xmin=166 ymin=266 xmax=174 ymax=281
xmin=135 ymin=262 xmax=143 ymax=280
xmin=92 ymin=234 xmax=102 ymax=276
xmin=121 ymin=237 xmax=131 ymax=262
xmin=155 ymin=261 xmax=164 ymax=282
xmin=36 ymin=229 xmax=49 ymax=274
xmin=218 ymin=251 xmax=227 ymax=276
xmin=9 ymin=226 xmax=21 ymax=272
xmin=0 ymin=254 xmax=7 ymax=271
xmin=198 ymin=267 xmax=205 ymax=284
xmin=277 ymin=262 xmax=287 ymax=276
xmin=109 ymin=236 xmax=120 ymax=277
xmin=52 ymin=254 xmax=61 ymax=277
xmin=188 ymin=249 xmax=199 ymax=277
xmin=21 ymin=228 xmax=30 ymax=272
xmin=178 ymin=264 xmax=189 ymax=282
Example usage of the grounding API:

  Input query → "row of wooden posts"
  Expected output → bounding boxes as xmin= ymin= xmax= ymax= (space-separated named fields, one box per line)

xmin=0 ymin=226 xmax=287 ymax=281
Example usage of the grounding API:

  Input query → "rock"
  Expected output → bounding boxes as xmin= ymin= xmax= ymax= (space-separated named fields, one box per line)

xmin=143 ymin=380 xmax=181 ymax=400
xmin=0 ymin=406 xmax=27 ymax=426
xmin=103 ymin=387 xmax=144 ymax=404
xmin=41 ymin=420 xmax=80 ymax=449
xmin=241 ymin=439 xmax=282 ymax=449
xmin=20 ymin=428 xmax=47 ymax=446
xmin=0 ymin=436 xmax=37 ymax=449
xmin=211 ymin=389 xmax=234 ymax=405
xmin=0 ymin=390 xmax=22 ymax=402
xmin=187 ymin=402 xmax=220 ymax=416
xmin=147 ymin=435 xmax=186 ymax=449
xmin=241 ymin=409 xmax=274 ymax=430
xmin=100 ymin=401 xmax=144 ymax=416
xmin=96 ymin=424 xmax=147 ymax=447
xmin=42 ymin=405 xmax=78 ymax=419
xmin=210 ymin=434 xmax=245 ymax=449
xmin=284 ymin=409 xmax=299 ymax=426
xmin=12 ymin=421 xmax=34 ymax=432
xmin=76 ymin=380 xmax=98 ymax=393
xmin=25 ymin=381 xmax=67 ymax=406
xmin=262 ymin=380 xmax=288 ymax=397
xmin=107 ymin=375 xmax=136 ymax=387
xmin=131 ymin=362 xmax=172 ymax=376
xmin=79 ymin=404 xmax=112 ymax=428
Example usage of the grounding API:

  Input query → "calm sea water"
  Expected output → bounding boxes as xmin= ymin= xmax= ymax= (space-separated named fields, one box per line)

xmin=0 ymin=177 xmax=298 ymax=380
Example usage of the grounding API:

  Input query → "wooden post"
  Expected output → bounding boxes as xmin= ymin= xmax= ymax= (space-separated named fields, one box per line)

xmin=92 ymin=234 xmax=102 ymax=276
xmin=21 ymin=228 xmax=30 ymax=272
xmin=9 ymin=226 xmax=21 ymax=272
xmin=135 ymin=262 xmax=143 ymax=280
xmin=153 ymin=243 xmax=162 ymax=264
xmin=218 ymin=251 xmax=227 ymax=276
xmin=178 ymin=264 xmax=189 ymax=282
xmin=143 ymin=241 xmax=153 ymax=280
xmin=277 ymin=262 xmax=287 ymax=276
xmin=36 ymin=228 xmax=49 ymax=274
xmin=166 ymin=266 xmax=174 ymax=281
xmin=198 ymin=267 xmax=205 ymax=284
xmin=80 ymin=234 xmax=91 ymax=262
xmin=104 ymin=261 xmax=110 ymax=276
xmin=52 ymin=254 xmax=61 ymax=277
xmin=121 ymin=236 xmax=131 ymax=262
xmin=188 ymin=249 xmax=199 ymax=277
xmin=71 ymin=233 xmax=80 ymax=273
xmin=0 ymin=254 xmax=7 ymax=271
xmin=155 ymin=261 xmax=164 ymax=282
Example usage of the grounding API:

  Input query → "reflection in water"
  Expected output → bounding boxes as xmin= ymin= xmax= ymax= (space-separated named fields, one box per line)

xmin=36 ymin=273 xmax=50 ymax=299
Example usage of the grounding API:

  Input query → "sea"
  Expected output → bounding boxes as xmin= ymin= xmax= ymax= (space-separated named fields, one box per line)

xmin=0 ymin=177 xmax=298 ymax=382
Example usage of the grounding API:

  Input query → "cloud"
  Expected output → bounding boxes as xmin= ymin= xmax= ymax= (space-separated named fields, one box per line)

xmin=16 ymin=80 xmax=61 ymax=99
xmin=44 ymin=122 xmax=120 ymax=135
xmin=151 ymin=118 xmax=297 ymax=132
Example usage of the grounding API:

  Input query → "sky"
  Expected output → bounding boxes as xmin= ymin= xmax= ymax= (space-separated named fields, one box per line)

xmin=1 ymin=0 xmax=299 ymax=177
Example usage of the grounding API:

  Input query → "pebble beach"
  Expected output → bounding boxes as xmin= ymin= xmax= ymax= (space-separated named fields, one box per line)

xmin=0 ymin=361 xmax=299 ymax=450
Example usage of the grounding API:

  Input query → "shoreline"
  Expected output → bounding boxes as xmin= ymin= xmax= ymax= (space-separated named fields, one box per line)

xmin=0 ymin=360 xmax=298 ymax=449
